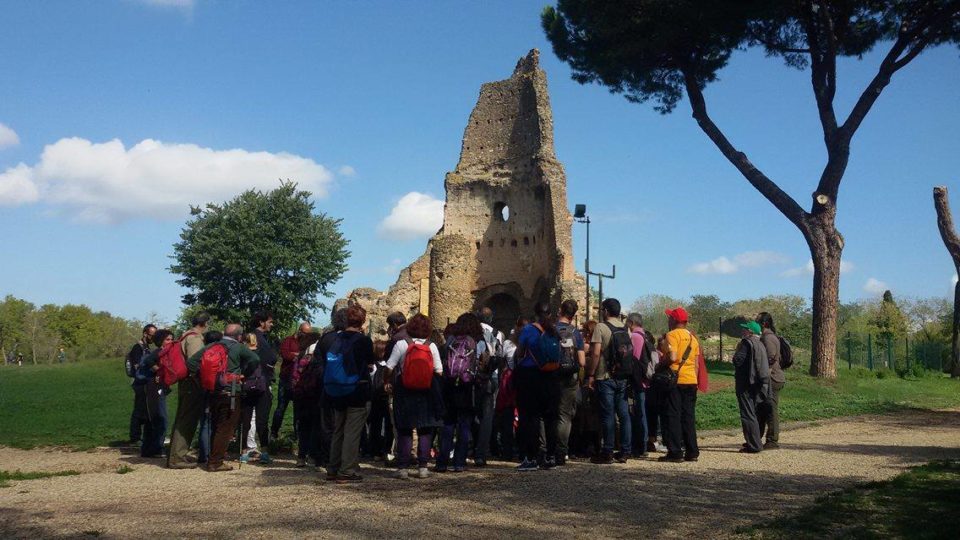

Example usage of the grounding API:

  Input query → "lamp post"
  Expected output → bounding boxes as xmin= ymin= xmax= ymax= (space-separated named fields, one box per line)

xmin=574 ymin=204 xmax=591 ymax=320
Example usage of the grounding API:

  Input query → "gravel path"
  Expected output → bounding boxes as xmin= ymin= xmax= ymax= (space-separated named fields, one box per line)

xmin=1 ymin=408 xmax=959 ymax=539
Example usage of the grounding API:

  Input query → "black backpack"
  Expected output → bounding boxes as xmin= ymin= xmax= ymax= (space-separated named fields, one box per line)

xmin=125 ymin=343 xmax=147 ymax=378
xmin=778 ymin=336 xmax=794 ymax=369
xmin=604 ymin=322 xmax=635 ymax=380
xmin=556 ymin=323 xmax=579 ymax=375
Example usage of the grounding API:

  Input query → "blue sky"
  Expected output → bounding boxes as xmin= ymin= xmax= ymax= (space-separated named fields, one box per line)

xmin=0 ymin=1 xmax=958 ymax=324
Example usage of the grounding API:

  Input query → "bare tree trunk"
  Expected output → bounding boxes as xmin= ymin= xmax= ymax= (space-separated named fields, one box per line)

xmin=933 ymin=186 xmax=960 ymax=378
xmin=806 ymin=207 xmax=843 ymax=378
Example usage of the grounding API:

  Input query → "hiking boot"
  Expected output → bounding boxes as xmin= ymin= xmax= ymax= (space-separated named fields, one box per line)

xmin=417 ymin=467 xmax=431 ymax=479
xmin=258 ymin=452 xmax=272 ymax=465
xmin=206 ymin=463 xmax=234 ymax=472
xmin=657 ymin=454 xmax=684 ymax=463
xmin=613 ymin=452 xmax=629 ymax=464
xmin=167 ymin=461 xmax=197 ymax=470
xmin=335 ymin=473 xmax=363 ymax=484
xmin=591 ymin=452 xmax=613 ymax=465
xmin=516 ymin=459 xmax=539 ymax=472
xmin=393 ymin=469 xmax=409 ymax=480
xmin=763 ymin=441 xmax=780 ymax=450
xmin=295 ymin=458 xmax=307 ymax=468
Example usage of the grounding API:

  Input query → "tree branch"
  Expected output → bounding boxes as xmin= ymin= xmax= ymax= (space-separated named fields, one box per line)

xmin=934 ymin=186 xmax=960 ymax=270
xmin=800 ymin=1 xmax=839 ymax=144
xmin=681 ymin=69 xmax=808 ymax=231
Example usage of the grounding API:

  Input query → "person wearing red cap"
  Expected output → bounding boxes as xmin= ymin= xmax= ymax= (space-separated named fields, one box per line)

xmin=659 ymin=307 xmax=700 ymax=463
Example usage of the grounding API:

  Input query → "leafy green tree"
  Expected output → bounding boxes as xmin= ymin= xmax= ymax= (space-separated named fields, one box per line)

xmin=543 ymin=1 xmax=960 ymax=378
xmin=171 ymin=182 xmax=349 ymax=332
xmin=629 ymin=294 xmax=683 ymax=335
xmin=0 ymin=295 xmax=34 ymax=362
xmin=687 ymin=294 xmax=731 ymax=336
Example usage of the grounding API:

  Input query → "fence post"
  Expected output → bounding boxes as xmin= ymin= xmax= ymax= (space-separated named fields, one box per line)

xmin=846 ymin=331 xmax=852 ymax=370
xmin=867 ymin=334 xmax=873 ymax=370
xmin=719 ymin=317 xmax=723 ymax=362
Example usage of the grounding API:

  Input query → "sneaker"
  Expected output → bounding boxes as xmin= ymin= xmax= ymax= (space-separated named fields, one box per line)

xmin=631 ymin=451 xmax=649 ymax=459
xmin=417 ymin=467 xmax=431 ymax=479
xmin=452 ymin=466 xmax=465 ymax=473
xmin=684 ymin=455 xmax=699 ymax=462
xmin=434 ymin=465 xmax=448 ymax=473
xmin=541 ymin=456 xmax=556 ymax=470
xmin=646 ymin=441 xmax=657 ymax=453
xmin=167 ymin=461 xmax=197 ymax=470
xmin=474 ymin=458 xmax=487 ymax=467
xmin=247 ymin=449 xmax=262 ymax=460
xmin=555 ymin=455 xmax=566 ymax=466
xmin=613 ymin=452 xmax=629 ymax=464
xmin=763 ymin=441 xmax=780 ymax=450
xmin=657 ymin=454 xmax=684 ymax=463
xmin=591 ymin=452 xmax=613 ymax=465
xmin=295 ymin=458 xmax=307 ymax=468
xmin=516 ymin=459 xmax=539 ymax=472
xmin=739 ymin=447 xmax=762 ymax=454
xmin=306 ymin=457 xmax=316 ymax=467
xmin=206 ymin=463 xmax=234 ymax=472
xmin=258 ymin=452 xmax=272 ymax=465
xmin=239 ymin=453 xmax=250 ymax=464
xmin=393 ymin=469 xmax=409 ymax=480
xmin=325 ymin=471 xmax=338 ymax=481
xmin=654 ymin=442 xmax=668 ymax=453
xmin=335 ymin=473 xmax=363 ymax=484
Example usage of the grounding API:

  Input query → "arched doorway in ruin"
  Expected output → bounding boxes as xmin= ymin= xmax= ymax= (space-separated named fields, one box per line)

xmin=483 ymin=293 xmax=520 ymax=336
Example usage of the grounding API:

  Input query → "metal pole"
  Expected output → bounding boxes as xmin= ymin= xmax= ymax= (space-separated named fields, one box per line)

xmin=847 ymin=331 xmax=852 ymax=370
xmin=867 ymin=334 xmax=873 ymax=370
xmin=719 ymin=317 xmax=723 ymax=362
xmin=597 ymin=274 xmax=604 ymax=307
xmin=585 ymin=217 xmax=591 ymax=321
xmin=886 ymin=334 xmax=892 ymax=369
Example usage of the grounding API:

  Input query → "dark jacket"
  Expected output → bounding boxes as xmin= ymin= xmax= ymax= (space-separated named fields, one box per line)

xmin=732 ymin=334 xmax=769 ymax=393
xmin=322 ymin=330 xmax=375 ymax=410
xmin=254 ymin=329 xmax=278 ymax=381
xmin=760 ymin=329 xmax=786 ymax=384
xmin=186 ymin=337 xmax=260 ymax=377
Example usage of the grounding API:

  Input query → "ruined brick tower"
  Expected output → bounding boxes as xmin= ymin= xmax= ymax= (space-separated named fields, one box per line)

xmin=339 ymin=49 xmax=584 ymax=335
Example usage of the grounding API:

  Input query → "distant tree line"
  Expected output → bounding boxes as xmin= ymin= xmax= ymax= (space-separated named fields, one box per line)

xmin=0 ymin=295 xmax=141 ymax=364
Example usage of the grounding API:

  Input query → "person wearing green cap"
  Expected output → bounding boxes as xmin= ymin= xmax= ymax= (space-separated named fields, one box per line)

xmin=732 ymin=320 xmax=770 ymax=453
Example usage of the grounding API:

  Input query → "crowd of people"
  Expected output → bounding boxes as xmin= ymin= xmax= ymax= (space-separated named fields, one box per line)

xmin=125 ymin=298 xmax=789 ymax=482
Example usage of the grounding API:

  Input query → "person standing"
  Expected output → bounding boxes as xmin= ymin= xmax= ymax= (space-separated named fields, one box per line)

xmin=167 ymin=313 xmax=210 ymax=468
xmin=204 ymin=324 xmax=261 ymax=472
xmin=586 ymin=298 xmax=632 ymax=464
xmin=659 ymin=307 xmax=700 ymax=463
xmin=474 ymin=307 xmax=504 ymax=467
xmin=514 ymin=302 xmax=561 ymax=471
xmin=242 ymin=310 xmax=277 ymax=464
xmin=126 ymin=324 xmax=157 ymax=446
xmin=274 ymin=321 xmax=312 ymax=441
xmin=733 ymin=320 xmax=770 ymax=454
xmin=136 ymin=329 xmax=174 ymax=458
xmin=756 ymin=312 xmax=785 ymax=450
xmin=384 ymin=313 xmax=444 ymax=479
xmin=625 ymin=313 xmax=649 ymax=459
xmin=324 ymin=305 xmax=376 ymax=484
xmin=555 ymin=300 xmax=585 ymax=465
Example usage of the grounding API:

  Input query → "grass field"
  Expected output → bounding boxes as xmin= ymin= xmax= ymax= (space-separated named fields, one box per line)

xmin=736 ymin=460 xmax=960 ymax=539
xmin=0 ymin=358 xmax=957 ymax=450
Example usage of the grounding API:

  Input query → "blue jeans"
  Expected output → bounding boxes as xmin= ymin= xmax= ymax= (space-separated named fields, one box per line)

xmin=197 ymin=405 xmax=211 ymax=463
xmin=596 ymin=379 xmax=631 ymax=454
xmin=631 ymin=389 xmax=648 ymax=454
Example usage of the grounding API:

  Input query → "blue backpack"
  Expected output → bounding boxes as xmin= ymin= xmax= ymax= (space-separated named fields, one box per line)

xmin=324 ymin=333 xmax=362 ymax=398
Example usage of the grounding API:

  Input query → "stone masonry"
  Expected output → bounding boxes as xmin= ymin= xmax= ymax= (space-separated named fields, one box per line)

xmin=338 ymin=49 xmax=585 ymax=337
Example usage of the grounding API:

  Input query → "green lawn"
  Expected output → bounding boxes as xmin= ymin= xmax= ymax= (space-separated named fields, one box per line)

xmin=736 ymin=460 xmax=960 ymax=539
xmin=697 ymin=361 xmax=960 ymax=430
xmin=0 ymin=359 xmax=956 ymax=450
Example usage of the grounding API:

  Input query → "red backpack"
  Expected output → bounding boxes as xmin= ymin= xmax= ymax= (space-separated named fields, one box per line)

xmin=495 ymin=367 xmax=516 ymax=413
xmin=400 ymin=339 xmax=434 ymax=391
xmin=157 ymin=331 xmax=197 ymax=387
xmin=199 ymin=343 xmax=241 ymax=392
xmin=292 ymin=354 xmax=322 ymax=400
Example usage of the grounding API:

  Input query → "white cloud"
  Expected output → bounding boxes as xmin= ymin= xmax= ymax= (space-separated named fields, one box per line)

xmin=688 ymin=251 xmax=789 ymax=275
xmin=378 ymin=192 xmax=444 ymax=241
xmin=863 ymin=278 xmax=889 ymax=296
xmin=337 ymin=165 xmax=357 ymax=177
xmin=0 ymin=123 xmax=19 ymax=149
xmin=781 ymin=259 xmax=854 ymax=277
xmin=0 ymin=137 xmax=334 ymax=223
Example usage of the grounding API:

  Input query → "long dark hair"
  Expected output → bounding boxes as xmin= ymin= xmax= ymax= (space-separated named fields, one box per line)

xmin=455 ymin=312 xmax=484 ymax=342
xmin=533 ymin=301 xmax=557 ymax=337
xmin=756 ymin=312 xmax=777 ymax=334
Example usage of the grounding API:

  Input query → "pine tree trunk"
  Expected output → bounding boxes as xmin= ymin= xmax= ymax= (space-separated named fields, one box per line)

xmin=806 ymin=210 xmax=843 ymax=378
xmin=933 ymin=187 xmax=960 ymax=378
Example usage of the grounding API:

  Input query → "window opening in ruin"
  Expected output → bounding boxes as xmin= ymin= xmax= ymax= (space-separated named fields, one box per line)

xmin=524 ymin=237 xmax=530 ymax=245
xmin=511 ymin=239 xmax=518 ymax=247
xmin=494 ymin=202 xmax=510 ymax=222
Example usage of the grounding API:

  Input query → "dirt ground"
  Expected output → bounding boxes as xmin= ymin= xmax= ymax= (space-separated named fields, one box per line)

xmin=1 ymin=408 xmax=959 ymax=539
